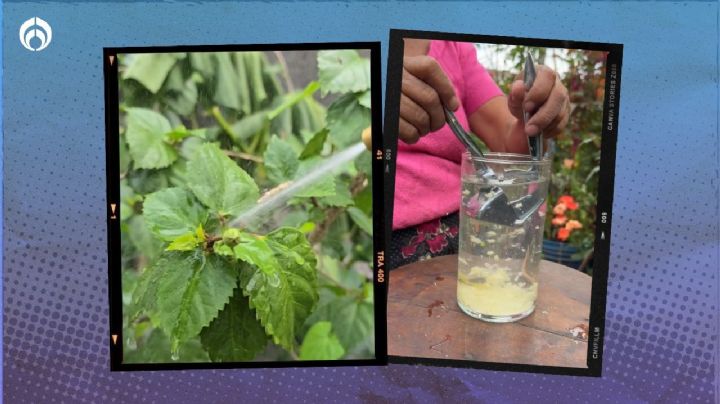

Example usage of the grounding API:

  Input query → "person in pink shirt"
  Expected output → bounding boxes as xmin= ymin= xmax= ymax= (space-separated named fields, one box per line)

xmin=391 ymin=39 xmax=570 ymax=268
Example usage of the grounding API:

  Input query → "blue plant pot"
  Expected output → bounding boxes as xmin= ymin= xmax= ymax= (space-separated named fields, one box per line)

xmin=542 ymin=239 xmax=583 ymax=269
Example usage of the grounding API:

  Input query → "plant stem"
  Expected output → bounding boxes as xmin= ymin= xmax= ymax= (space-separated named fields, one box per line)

xmin=210 ymin=106 xmax=243 ymax=149
xmin=247 ymin=119 xmax=269 ymax=155
xmin=267 ymin=81 xmax=320 ymax=121
xmin=223 ymin=149 xmax=263 ymax=163
xmin=273 ymin=51 xmax=295 ymax=93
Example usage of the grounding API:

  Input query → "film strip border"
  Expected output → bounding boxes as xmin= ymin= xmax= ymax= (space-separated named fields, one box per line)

xmin=383 ymin=29 xmax=623 ymax=377
xmin=103 ymin=42 xmax=388 ymax=371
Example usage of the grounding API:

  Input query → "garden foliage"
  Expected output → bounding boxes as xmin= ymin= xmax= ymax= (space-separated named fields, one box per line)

xmin=119 ymin=50 xmax=374 ymax=362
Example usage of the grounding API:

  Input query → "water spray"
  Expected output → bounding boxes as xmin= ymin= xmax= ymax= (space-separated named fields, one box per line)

xmin=229 ymin=141 xmax=368 ymax=229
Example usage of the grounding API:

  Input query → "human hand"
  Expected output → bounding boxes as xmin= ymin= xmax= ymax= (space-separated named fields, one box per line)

xmin=507 ymin=65 xmax=570 ymax=139
xmin=399 ymin=56 xmax=459 ymax=144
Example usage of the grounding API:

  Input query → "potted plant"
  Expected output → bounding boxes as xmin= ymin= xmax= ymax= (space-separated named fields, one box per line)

xmin=543 ymin=194 xmax=585 ymax=269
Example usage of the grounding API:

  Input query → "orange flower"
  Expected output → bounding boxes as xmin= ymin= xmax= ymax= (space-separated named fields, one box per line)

xmin=552 ymin=215 xmax=567 ymax=226
xmin=553 ymin=203 xmax=567 ymax=215
xmin=558 ymin=195 xmax=578 ymax=210
xmin=563 ymin=159 xmax=575 ymax=169
xmin=566 ymin=220 xmax=583 ymax=230
xmin=557 ymin=227 xmax=571 ymax=241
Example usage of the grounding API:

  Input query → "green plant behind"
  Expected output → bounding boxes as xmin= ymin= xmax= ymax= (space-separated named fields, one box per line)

xmin=119 ymin=50 xmax=375 ymax=362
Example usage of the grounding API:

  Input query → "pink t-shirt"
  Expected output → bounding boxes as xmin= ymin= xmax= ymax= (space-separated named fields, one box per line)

xmin=393 ymin=41 xmax=504 ymax=230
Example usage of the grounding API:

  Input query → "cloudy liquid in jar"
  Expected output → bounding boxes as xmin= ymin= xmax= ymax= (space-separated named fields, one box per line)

xmin=457 ymin=174 xmax=546 ymax=322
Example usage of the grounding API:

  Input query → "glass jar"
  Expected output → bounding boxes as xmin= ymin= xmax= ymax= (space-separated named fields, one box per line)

xmin=456 ymin=152 xmax=551 ymax=323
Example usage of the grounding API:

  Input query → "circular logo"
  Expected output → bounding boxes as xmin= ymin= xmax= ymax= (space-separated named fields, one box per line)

xmin=19 ymin=17 xmax=52 ymax=52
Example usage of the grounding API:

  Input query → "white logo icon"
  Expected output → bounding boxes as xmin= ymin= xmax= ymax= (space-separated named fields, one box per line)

xmin=19 ymin=17 xmax=52 ymax=52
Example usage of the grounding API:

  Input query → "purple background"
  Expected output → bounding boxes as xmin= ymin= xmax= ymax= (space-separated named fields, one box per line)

xmin=3 ymin=1 xmax=718 ymax=403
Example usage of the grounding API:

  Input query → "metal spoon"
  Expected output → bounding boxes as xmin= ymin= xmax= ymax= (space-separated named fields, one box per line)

xmin=524 ymin=53 xmax=543 ymax=160
xmin=444 ymin=106 xmax=542 ymax=226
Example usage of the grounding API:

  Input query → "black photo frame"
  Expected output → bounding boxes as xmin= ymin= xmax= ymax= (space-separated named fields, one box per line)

xmin=103 ymin=41 xmax=387 ymax=371
xmin=382 ymin=29 xmax=622 ymax=377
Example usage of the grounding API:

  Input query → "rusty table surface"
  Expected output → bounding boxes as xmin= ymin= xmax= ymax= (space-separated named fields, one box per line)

xmin=387 ymin=255 xmax=591 ymax=368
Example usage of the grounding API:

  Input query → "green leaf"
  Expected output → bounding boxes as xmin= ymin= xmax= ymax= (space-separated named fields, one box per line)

xmin=299 ymin=321 xmax=345 ymax=360
xmin=189 ymin=52 xmax=215 ymax=78
xmin=123 ymin=53 xmax=184 ymax=94
xmin=167 ymin=159 xmax=190 ymax=188
xmin=268 ymin=81 xmax=320 ymax=120
xmin=326 ymin=93 xmax=371 ymax=149
xmin=232 ymin=53 xmax=252 ymax=115
xmin=164 ymin=125 xmax=193 ymax=143
xmin=278 ymin=210 xmax=310 ymax=228
xmin=127 ymin=215 xmax=164 ymax=261
xmin=179 ymin=136 xmax=205 ymax=161
xmin=307 ymin=296 xmax=374 ymax=353
xmin=186 ymin=143 xmax=260 ymax=217
xmin=124 ymin=328 xmax=210 ymax=364
xmin=291 ymin=99 xmax=312 ymax=136
xmin=357 ymin=90 xmax=372 ymax=108
xmin=127 ymin=168 xmax=171 ymax=195
xmin=129 ymin=257 xmax=165 ymax=321
xmin=354 ymin=150 xmax=372 ymax=176
xmin=165 ymin=75 xmax=198 ymax=116
xmin=122 ymin=268 xmax=139 ymax=307
xmin=165 ymin=59 xmax=188 ymax=92
xmin=318 ymin=180 xmax=354 ymax=207
xmin=347 ymin=207 xmax=373 ymax=235
xmin=195 ymin=224 xmax=206 ymax=240
xmin=353 ymin=176 xmax=373 ymax=216
xmin=317 ymin=50 xmax=371 ymax=96
xmin=164 ymin=127 xmax=205 ymax=144
xmin=120 ymin=180 xmax=137 ymax=221
xmin=292 ymin=157 xmax=336 ymax=198
xmin=363 ymin=282 xmax=374 ymax=304
xmin=213 ymin=243 xmax=234 ymax=258
xmin=232 ymin=232 xmax=279 ymax=275
xmin=213 ymin=53 xmax=241 ymax=110
xmin=321 ymin=213 xmax=350 ymax=259
xmin=299 ymin=128 xmax=329 ymax=160
xmin=319 ymin=255 xmax=365 ymax=290
xmin=298 ymin=222 xmax=316 ymax=234
xmin=304 ymin=97 xmax=327 ymax=131
xmin=230 ymin=111 xmax=269 ymax=143
xmin=238 ymin=228 xmax=318 ymax=351
xmin=166 ymin=232 xmax=201 ymax=252
xmin=264 ymin=136 xmax=299 ymax=184
xmin=165 ymin=127 xmax=187 ymax=143
xmin=156 ymin=252 xmax=238 ymax=350
xmin=119 ymin=136 xmax=131 ymax=174
xmin=222 ymin=228 xmax=242 ymax=240
xmin=200 ymin=289 xmax=268 ymax=362
xmin=245 ymin=52 xmax=269 ymax=110
xmin=124 ymin=108 xmax=177 ymax=169
xmin=143 ymin=187 xmax=207 ymax=242
xmin=265 ymin=227 xmax=317 ymax=270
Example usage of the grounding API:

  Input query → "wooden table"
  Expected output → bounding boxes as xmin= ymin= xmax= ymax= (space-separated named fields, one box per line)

xmin=387 ymin=255 xmax=591 ymax=368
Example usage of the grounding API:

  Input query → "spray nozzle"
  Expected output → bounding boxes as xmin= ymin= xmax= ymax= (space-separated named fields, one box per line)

xmin=361 ymin=127 xmax=372 ymax=151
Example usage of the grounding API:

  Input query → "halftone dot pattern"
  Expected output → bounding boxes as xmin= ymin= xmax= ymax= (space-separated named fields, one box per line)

xmin=3 ymin=2 xmax=718 ymax=403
